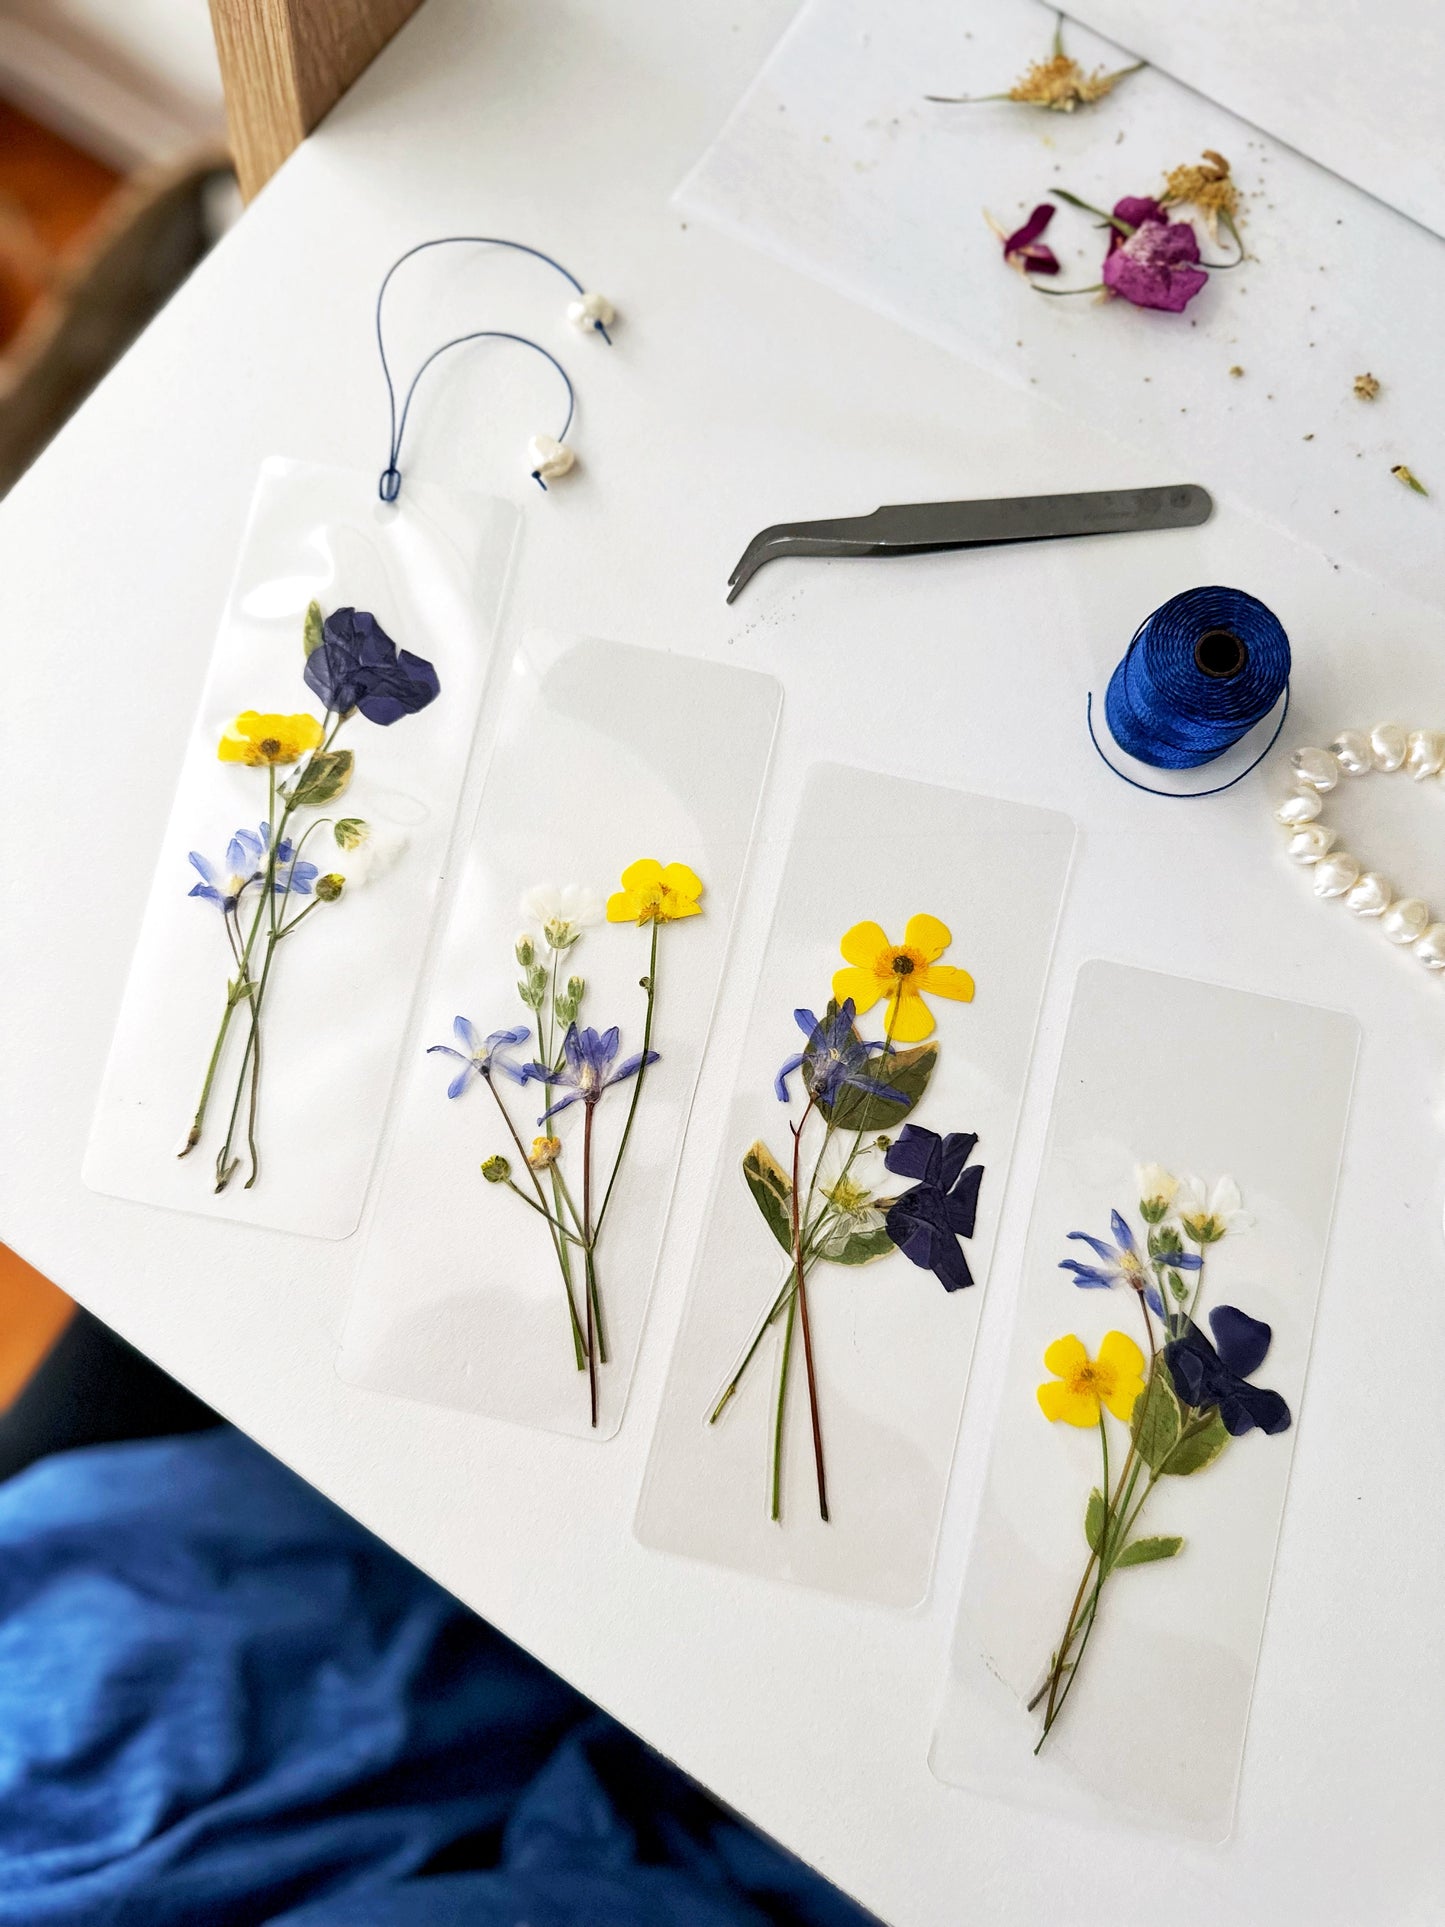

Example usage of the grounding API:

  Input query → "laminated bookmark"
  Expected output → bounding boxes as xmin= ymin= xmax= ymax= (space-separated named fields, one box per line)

xmin=84 ymin=458 xmax=518 ymax=1237
xmin=337 ymin=637 xmax=781 ymax=1439
xmin=931 ymin=961 xmax=1358 ymax=1838
xmin=636 ymin=765 xmax=1075 ymax=1605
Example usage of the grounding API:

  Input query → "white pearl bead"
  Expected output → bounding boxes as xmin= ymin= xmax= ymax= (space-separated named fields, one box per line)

xmin=528 ymin=435 xmax=575 ymax=482
xmin=1346 ymin=872 xmax=1392 ymax=917
xmin=1313 ymin=851 xmax=1361 ymax=898
xmin=1287 ymin=824 xmax=1335 ymax=864
xmin=1370 ymin=723 xmax=1407 ymax=771
xmin=1291 ymin=747 xmax=1339 ymax=791
xmin=1276 ymin=790 xmax=1323 ymax=826
xmin=1383 ymin=897 xmax=1430 ymax=944
xmin=1416 ymin=925 xmax=1445 ymax=971
xmin=1329 ymin=730 xmax=1372 ymax=774
xmin=1406 ymin=731 xmax=1445 ymax=779
xmin=566 ymin=291 xmax=615 ymax=329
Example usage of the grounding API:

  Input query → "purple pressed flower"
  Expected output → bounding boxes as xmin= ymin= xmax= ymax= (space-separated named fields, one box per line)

xmin=1101 ymin=198 xmax=1208 ymax=312
xmin=303 ymin=608 xmax=441 ymax=725
xmin=1165 ymin=1305 xmax=1291 ymax=1436
xmin=774 ymin=1000 xmax=902 ymax=1108
xmin=428 ymin=1018 xmax=532 ymax=1099
xmin=1002 ymin=203 xmax=1060 ymax=275
xmin=529 ymin=1023 xmax=658 ymax=1121
xmin=883 ymin=1124 xmax=984 ymax=1292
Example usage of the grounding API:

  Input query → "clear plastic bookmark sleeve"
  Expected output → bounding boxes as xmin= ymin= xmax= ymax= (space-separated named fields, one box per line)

xmin=635 ymin=765 xmax=1075 ymax=1606
xmin=83 ymin=458 xmax=519 ymax=1238
xmin=929 ymin=960 xmax=1359 ymax=1839
xmin=336 ymin=637 xmax=782 ymax=1440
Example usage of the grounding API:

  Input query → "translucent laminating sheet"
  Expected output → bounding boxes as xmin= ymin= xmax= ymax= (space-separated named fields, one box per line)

xmin=337 ymin=638 xmax=781 ymax=1440
xmin=84 ymin=458 xmax=518 ymax=1238
xmin=931 ymin=961 xmax=1359 ymax=1838
xmin=636 ymin=765 xmax=1074 ymax=1606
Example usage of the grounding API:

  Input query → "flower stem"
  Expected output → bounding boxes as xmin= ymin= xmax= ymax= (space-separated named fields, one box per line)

xmin=770 ymin=1293 xmax=797 ymax=1522
xmin=485 ymin=1073 xmax=586 ymax=1368
xmin=790 ymin=1101 xmax=828 ymax=1522
xmin=583 ymin=1101 xmax=599 ymax=1428
xmin=594 ymin=917 xmax=660 ymax=1237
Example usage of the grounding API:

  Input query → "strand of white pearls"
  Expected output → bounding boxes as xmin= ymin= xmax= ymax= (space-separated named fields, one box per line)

xmin=1277 ymin=726 xmax=1445 ymax=972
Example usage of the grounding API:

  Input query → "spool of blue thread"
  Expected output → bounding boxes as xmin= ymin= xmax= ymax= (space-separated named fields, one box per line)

xmin=1092 ymin=585 xmax=1291 ymax=796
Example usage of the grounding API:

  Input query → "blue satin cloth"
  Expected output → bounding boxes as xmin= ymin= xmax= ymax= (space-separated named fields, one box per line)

xmin=0 ymin=1427 xmax=872 ymax=1927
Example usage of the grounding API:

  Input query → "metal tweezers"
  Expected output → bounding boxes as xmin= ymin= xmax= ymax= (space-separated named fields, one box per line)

xmin=726 ymin=483 xmax=1213 ymax=603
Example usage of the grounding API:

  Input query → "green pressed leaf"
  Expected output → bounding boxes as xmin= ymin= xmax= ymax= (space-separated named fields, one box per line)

xmin=1161 ymin=1407 xmax=1231 ymax=1476
xmin=334 ymin=816 xmax=368 ymax=850
xmin=819 ymin=1224 xmax=894 ymax=1267
xmin=1130 ymin=1366 xmax=1182 ymax=1472
xmin=1114 ymin=1534 xmax=1185 ymax=1568
xmin=742 ymin=1141 xmax=793 ymax=1253
xmin=303 ymin=599 xmax=325 ymax=656
xmin=291 ymin=748 xmax=353 ymax=807
xmin=1084 ymin=1486 xmax=1105 ymax=1554
xmin=816 ymin=1024 xmax=939 ymax=1132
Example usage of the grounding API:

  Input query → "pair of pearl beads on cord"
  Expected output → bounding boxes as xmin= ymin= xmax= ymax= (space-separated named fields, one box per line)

xmin=1277 ymin=725 xmax=1445 ymax=972
xmin=527 ymin=292 xmax=616 ymax=489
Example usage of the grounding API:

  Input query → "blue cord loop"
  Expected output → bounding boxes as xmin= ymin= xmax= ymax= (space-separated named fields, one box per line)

xmin=375 ymin=236 xmax=606 ymax=502
xmin=1089 ymin=586 xmax=1292 ymax=799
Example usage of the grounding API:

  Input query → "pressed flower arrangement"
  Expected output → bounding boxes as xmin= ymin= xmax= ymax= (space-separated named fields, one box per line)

xmin=180 ymin=602 xmax=439 ymax=1192
xmin=430 ymin=860 xmax=703 ymax=1427
xmin=1031 ymin=1165 xmax=1290 ymax=1751
xmin=709 ymin=913 xmax=983 ymax=1522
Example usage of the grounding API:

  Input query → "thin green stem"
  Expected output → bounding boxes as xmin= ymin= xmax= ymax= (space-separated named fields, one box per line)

xmin=594 ymin=917 xmax=660 ymax=1236
xmin=583 ymin=1101 xmax=599 ymax=1428
xmin=485 ymin=1072 xmax=585 ymax=1366
xmin=770 ymin=1293 xmax=797 ymax=1522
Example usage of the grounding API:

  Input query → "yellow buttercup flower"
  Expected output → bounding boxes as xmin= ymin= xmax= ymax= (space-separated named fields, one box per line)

xmin=831 ymin=913 xmax=974 ymax=1042
xmin=606 ymin=859 xmax=704 ymax=925
xmin=218 ymin=711 xmax=325 ymax=767
xmin=1037 ymin=1332 xmax=1146 ymax=1429
xmin=528 ymin=1135 xmax=563 ymax=1170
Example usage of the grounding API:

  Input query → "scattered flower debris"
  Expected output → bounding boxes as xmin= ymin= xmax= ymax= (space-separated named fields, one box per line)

xmin=1392 ymin=464 xmax=1428 ymax=496
xmin=1353 ymin=372 xmax=1381 ymax=400
xmin=928 ymin=16 xmax=1142 ymax=113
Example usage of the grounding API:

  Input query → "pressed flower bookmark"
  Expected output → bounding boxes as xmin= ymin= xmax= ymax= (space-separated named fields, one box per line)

xmin=84 ymin=459 xmax=518 ymax=1236
xmin=932 ymin=962 xmax=1358 ymax=1839
xmin=338 ymin=638 xmax=780 ymax=1439
xmin=636 ymin=767 xmax=1074 ymax=1607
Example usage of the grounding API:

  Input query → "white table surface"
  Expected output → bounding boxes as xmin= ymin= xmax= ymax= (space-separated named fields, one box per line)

xmin=1 ymin=3 xmax=1442 ymax=1923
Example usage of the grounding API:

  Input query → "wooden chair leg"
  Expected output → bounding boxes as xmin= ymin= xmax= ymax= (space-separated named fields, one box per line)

xmin=208 ymin=0 xmax=429 ymax=201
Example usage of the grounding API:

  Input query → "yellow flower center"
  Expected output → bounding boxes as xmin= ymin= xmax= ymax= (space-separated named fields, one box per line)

xmin=825 ymin=1175 xmax=871 ymax=1216
xmin=878 ymin=944 xmax=927 ymax=987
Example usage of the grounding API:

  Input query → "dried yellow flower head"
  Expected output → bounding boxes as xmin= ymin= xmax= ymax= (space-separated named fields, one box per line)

xmin=1353 ymin=372 xmax=1381 ymax=401
xmin=1163 ymin=150 xmax=1240 ymax=243
xmin=1008 ymin=53 xmax=1122 ymax=110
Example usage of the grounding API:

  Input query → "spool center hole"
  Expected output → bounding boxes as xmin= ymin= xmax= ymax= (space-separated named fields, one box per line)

xmin=1195 ymin=628 xmax=1248 ymax=679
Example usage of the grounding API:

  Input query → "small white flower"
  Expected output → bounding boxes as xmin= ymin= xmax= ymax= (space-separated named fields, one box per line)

xmin=814 ymin=1141 xmax=888 ymax=1259
xmin=1176 ymin=1173 xmax=1252 ymax=1244
xmin=520 ymin=883 xmax=604 ymax=952
xmin=336 ymin=829 xmax=407 ymax=890
xmin=1135 ymin=1162 xmax=1179 ymax=1214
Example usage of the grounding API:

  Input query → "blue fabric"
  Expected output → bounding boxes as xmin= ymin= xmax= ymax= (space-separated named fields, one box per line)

xmin=0 ymin=1428 xmax=873 ymax=1927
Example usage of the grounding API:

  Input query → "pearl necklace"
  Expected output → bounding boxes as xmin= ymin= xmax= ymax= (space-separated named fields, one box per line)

xmin=1276 ymin=726 xmax=1445 ymax=973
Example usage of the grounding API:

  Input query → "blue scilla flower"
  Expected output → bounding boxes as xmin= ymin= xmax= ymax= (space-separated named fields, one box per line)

xmin=428 ymin=1019 xmax=532 ymax=1099
xmin=1165 ymin=1306 xmax=1291 ymax=1436
xmin=1060 ymin=1210 xmax=1202 ymax=1292
xmin=528 ymin=1023 xmax=658 ymax=1121
xmin=774 ymin=1000 xmax=902 ymax=1107
xmin=188 ymin=825 xmax=317 ymax=912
